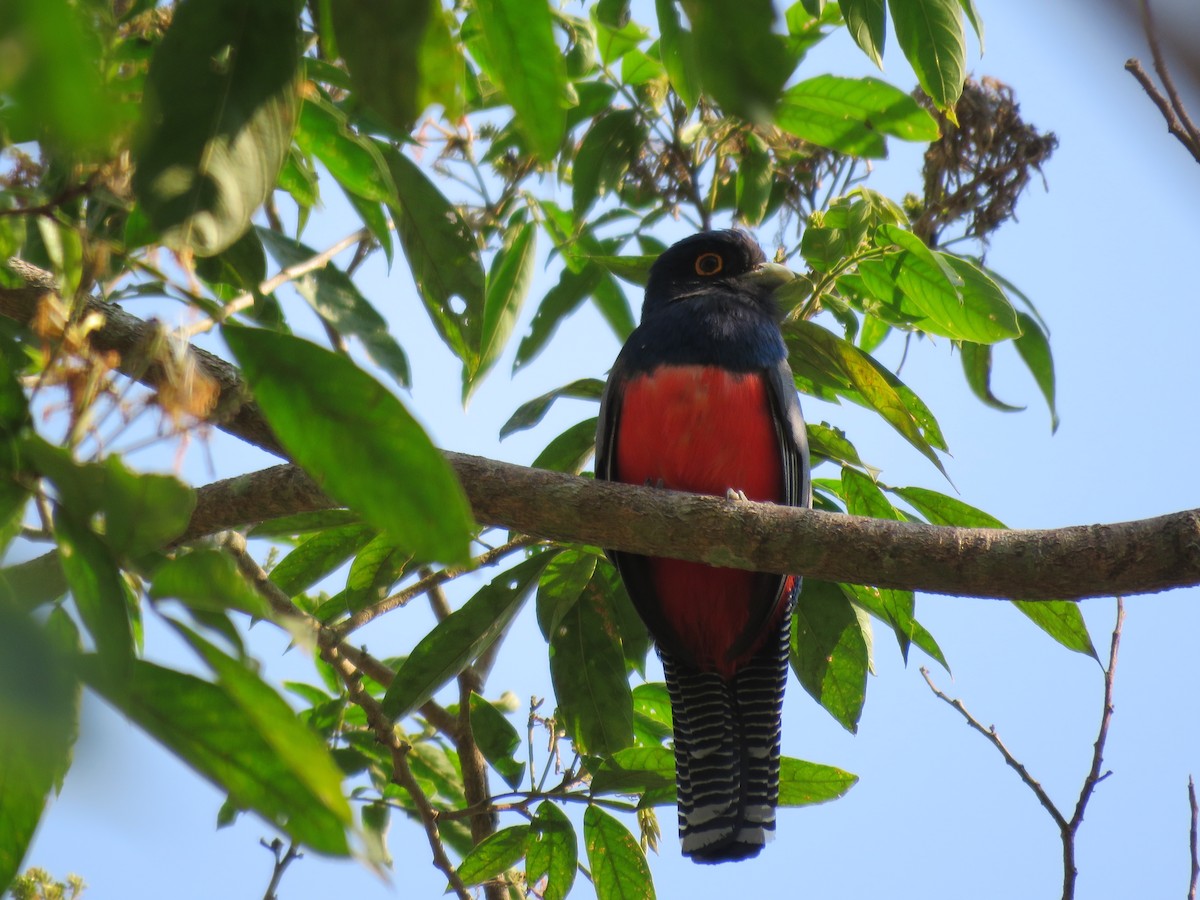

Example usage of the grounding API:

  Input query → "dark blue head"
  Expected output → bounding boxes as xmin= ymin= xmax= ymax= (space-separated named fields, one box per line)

xmin=642 ymin=230 xmax=793 ymax=321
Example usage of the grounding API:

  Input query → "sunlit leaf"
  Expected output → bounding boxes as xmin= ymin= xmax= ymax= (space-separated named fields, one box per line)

xmin=778 ymin=75 xmax=938 ymax=157
xmin=960 ymin=342 xmax=1023 ymax=413
xmin=266 ymin=524 xmax=376 ymax=598
xmin=777 ymin=757 xmax=858 ymax=806
xmin=54 ymin=509 xmax=132 ymax=678
xmin=531 ymin=418 xmax=598 ymax=475
xmin=1014 ymin=311 xmax=1059 ymax=432
xmin=584 ymin=805 xmax=655 ymax=900
xmin=654 ymin=0 xmax=700 ymax=110
xmin=454 ymin=824 xmax=529 ymax=888
xmin=527 ymin=802 xmax=577 ymax=900
xmin=293 ymin=98 xmax=397 ymax=206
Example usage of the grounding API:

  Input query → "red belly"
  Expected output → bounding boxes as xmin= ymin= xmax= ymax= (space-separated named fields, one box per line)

xmin=615 ymin=365 xmax=785 ymax=674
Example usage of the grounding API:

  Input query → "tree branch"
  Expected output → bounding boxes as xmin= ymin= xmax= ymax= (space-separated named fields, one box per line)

xmin=1190 ymin=775 xmax=1199 ymax=900
xmin=6 ymin=269 xmax=1200 ymax=602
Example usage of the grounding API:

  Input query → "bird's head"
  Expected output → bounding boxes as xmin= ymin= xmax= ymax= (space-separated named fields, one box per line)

xmin=642 ymin=230 xmax=795 ymax=318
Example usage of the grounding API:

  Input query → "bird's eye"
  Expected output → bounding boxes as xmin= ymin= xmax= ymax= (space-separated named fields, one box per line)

xmin=694 ymin=252 xmax=724 ymax=276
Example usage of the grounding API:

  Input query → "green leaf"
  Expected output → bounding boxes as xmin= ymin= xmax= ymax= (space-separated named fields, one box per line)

xmin=148 ymin=550 xmax=272 ymax=619
xmin=54 ymin=509 xmax=133 ymax=678
xmin=583 ymin=805 xmax=655 ymax=900
xmin=892 ymin=487 xmax=1096 ymax=657
xmin=320 ymin=534 xmax=410 ymax=617
xmin=514 ymin=266 xmax=604 ymax=371
xmin=549 ymin=580 xmax=634 ymax=757
xmin=777 ymin=75 xmax=939 ymax=157
xmin=81 ymin=657 xmax=352 ymax=855
xmin=889 ymin=0 xmax=966 ymax=112
xmin=776 ymin=757 xmax=858 ymax=806
xmin=24 ymin=439 xmax=195 ymax=559
xmin=257 ymin=228 xmax=411 ymax=386
xmin=960 ymin=342 xmax=1023 ymax=413
xmin=472 ymin=0 xmax=568 ymax=160
xmin=384 ymin=146 xmax=485 ymax=367
xmin=526 ymin=802 xmax=578 ymax=900
xmin=590 ymin=746 xmax=675 ymax=799
xmin=786 ymin=321 xmax=948 ymax=476
xmin=1014 ymin=311 xmax=1059 ymax=432
xmin=0 ymin=605 xmax=80 ymax=890
xmin=588 ymin=254 xmax=656 ymax=287
xmin=959 ymin=0 xmax=985 ymax=49
xmin=0 ymin=553 xmax=68 ymax=612
xmin=455 ymin=824 xmax=530 ymax=888
xmin=500 ymin=378 xmax=605 ymax=440
xmin=536 ymin=549 xmax=599 ymax=640
xmin=631 ymin=682 xmax=673 ymax=746
xmin=223 ymin=327 xmax=473 ymax=564
xmin=0 ymin=0 xmax=125 ymax=152
xmin=736 ymin=132 xmax=773 ymax=225
xmin=331 ymin=0 xmax=463 ymax=133
xmin=382 ymin=552 xmax=555 ymax=719
xmin=470 ymin=220 xmax=537 ymax=400
xmin=654 ymin=0 xmax=700 ymax=110
xmin=573 ymin=110 xmax=647 ymax=217
xmin=132 ymin=0 xmax=299 ymax=255
xmin=247 ymin=509 xmax=361 ymax=538
xmin=293 ymin=98 xmax=397 ymax=206
xmin=791 ymin=579 xmax=870 ymax=732
xmin=940 ymin=254 xmax=1022 ymax=342
xmin=174 ymin=625 xmax=354 ymax=831
xmin=679 ymin=0 xmax=794 ymax=122
xmin=838 ymin=0 xmax=886 ymax=67
xmin=531 ymin=418 xmax=598 ymax=475
xmin=267 ymin=524 xmax=377 ymax=598
xmin=468 ymin=693 xmax=525 ymax=789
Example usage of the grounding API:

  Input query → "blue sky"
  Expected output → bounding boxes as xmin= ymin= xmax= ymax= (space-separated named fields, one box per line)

xmin=19 ymin=1 xmax=1200 ymax=898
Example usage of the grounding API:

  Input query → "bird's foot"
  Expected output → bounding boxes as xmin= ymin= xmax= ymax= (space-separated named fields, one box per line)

xmin=644 ymin=477 xmax=666 ymax=490
xmin=725 ymin=488 xmax=750 ymax=504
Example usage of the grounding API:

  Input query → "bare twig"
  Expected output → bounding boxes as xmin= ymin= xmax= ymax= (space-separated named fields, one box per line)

xmin=1189 ymin=775 xmax=1199 ymax=900
xmin=921 ymin=668 xmax=1068 ymax=831
xmin=335 ymin=535 xmax=543 ymax=638
xmin=923 ymin=597 xmax=1125 ymax=900
xmin=1125 ymin=0 xmax=1200 ymax=164
xmin=259 ymin=838 xmax=301 ymax=900
xmin=182 ymin=226 xmax=372 ymax=337
xmin=1062 ymin=598 xmax=1125 ymax=898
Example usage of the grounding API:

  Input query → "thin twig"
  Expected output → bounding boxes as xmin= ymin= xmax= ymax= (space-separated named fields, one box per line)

xmin=182 ymin=227 xmax=372 ymax=337
xmin=1189 ymin=775 xmax=1198 ymax=900
xmin=335 ymin=535 xmax=542 ymax=637
xmin=1124 ymin=0 xmax=1200 ymax=164
xmin=322 ymin=644 xmax=473 ymax=900
xmin=921 ymin=667 xmax=1068 ymax=831
xmin=1064 ymin=597 xmax=1124 ymax=900
xmin=217 ymin=531 xmax=461 ymax=740
xmin=259 ymin=838 xmax=301 ymax=900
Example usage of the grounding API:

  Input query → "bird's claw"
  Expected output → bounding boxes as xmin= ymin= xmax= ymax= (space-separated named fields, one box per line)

xmin=726 ymin=488 xmax=750 ymax=503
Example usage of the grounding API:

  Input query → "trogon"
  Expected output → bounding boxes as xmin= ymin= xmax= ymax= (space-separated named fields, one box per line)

xmin=595 ymin=230 xmax=810 ymax=863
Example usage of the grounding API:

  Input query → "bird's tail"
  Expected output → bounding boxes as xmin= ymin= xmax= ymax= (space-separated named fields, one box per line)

xmin=662 ymin=609 xmax=792 ymax=863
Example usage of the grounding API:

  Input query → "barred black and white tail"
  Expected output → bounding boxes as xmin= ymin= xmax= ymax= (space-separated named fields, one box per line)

xmin=661 ymin=608 xmax=792 ymax=863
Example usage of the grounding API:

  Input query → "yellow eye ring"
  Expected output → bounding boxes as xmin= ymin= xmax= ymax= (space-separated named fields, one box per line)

xmin=694 ymin=252 xmax=724 ymax=276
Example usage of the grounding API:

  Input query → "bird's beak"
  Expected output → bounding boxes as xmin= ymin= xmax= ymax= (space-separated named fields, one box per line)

xmin=742 ymin=262 xmax=796 ymax=293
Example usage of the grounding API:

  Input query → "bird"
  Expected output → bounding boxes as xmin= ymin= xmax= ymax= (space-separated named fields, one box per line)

xmin=595 ymin=229 xmax=810 ymax=863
